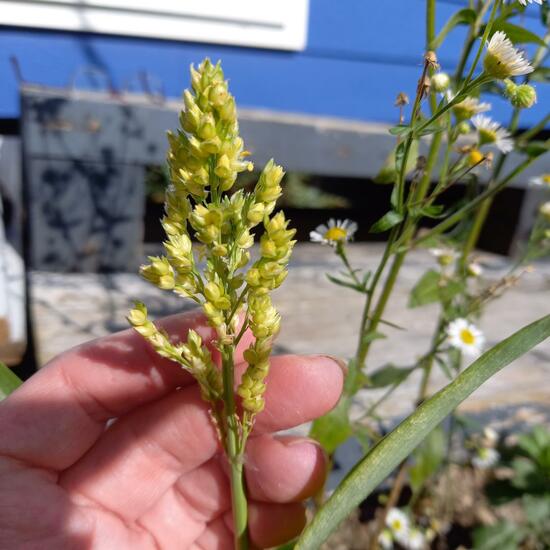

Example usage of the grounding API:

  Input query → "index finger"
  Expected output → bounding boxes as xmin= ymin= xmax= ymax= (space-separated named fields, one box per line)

xmin=0 ymin=309 xmax=253 ymax=470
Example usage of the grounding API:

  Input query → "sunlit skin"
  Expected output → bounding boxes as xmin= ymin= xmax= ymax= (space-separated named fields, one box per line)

xmin=0 ymin=310 xmax=344 ymax=549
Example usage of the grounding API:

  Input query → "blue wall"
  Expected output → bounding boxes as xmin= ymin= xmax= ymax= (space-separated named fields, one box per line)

xmin=0 ymin=0 xmax=548 ymax=125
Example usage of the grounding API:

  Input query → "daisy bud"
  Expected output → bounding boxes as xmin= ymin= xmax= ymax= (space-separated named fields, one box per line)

xmin=467 ymin=262 xmax=483 ymax=278
xmin=504 ymin=79 xmax=537 ymax=109
xmin=457 ymin=121 xmax=471 ymax=135
xmin=431 ymin=72 xmax=450 ymax=93
xmin=540 ymin=201 xmax=550 ymax=222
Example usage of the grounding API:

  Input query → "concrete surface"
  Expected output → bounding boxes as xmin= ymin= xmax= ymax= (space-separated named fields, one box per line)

xmin=29 ymin=243 xmax=550 ymax=420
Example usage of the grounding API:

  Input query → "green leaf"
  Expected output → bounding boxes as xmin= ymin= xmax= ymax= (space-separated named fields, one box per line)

xmin=432 ymin=8 xmax=477 ymax=49
xmin=419 ymin=204 xmax=446 ymax=219
xmin=374 ymin=140 xmax=419 ymax=185
xmin=362 ymin=331 xmax=386 ymax=346
xmin=370 ymin=211 xmax=404 ymax=234
xmin=491 ymin=21 xmax=547 ymax=47
xmin=473 ymin=521 xmax=523 ymax=550
xmin=414 ymin=122 xmax=445 ymax=137
xmin=529 ymin=66 xmax=550 ymax=83
xmin=523 ymin=495 xmax=550 ymax=526
xmin=388 ymin=125 xmax=412 ymax=137
xmin=517 ymin=425 xmax=550 ymax=463
xmin=409 ymin=270 xmax=440 ymax=307
xmin=295 ymin=315 xmax=550 ymax=550
xmin=309 ymin=397 xmax=353 ymax=454
xmin=0 ymin=362 xmax=23 ymax=401
xmin=409 ymin=425 xmax=446 ymax=495
xmin=368 ymin=364 xmax=414 ymax=389
xmin=518 ymin=139 xmax=550 ymax=159
xmin=409 ymin=270 xmax=464 ymax=308
xmin=326 ymin=273 xmax=365 ymax=293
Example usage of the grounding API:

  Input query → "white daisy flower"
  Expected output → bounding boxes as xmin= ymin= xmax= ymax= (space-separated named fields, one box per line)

xmin=406 ymin=528 xmax=427 ymax=550
xmin=309 ymin=218 xmax=358 ymax=246
xmin=447 ymin=318 xmax=485 ymax=357
xmin=430 ymin=247 xmax=456 ymax=267
xmin=452 ymin=97 xmax=491 ymax=121
xmin=518 ymin=0 xmax=544 ymax=6
xmin=540 ymin=201 xmax=550 ymax=222
xmin=530 ymin=174 xmax=550 ymax=188
xmin=472 ymin=447 xmax=500 ymax=469
xmin=379 ymin=529 xmax=394 ymax=550
xmin=484 ymin=31 xmax=534 ymax=79
xmin=471 ymin=115 xmax=514 ymax=153
xmin=386 ymin=508 xmax=410 ymax=541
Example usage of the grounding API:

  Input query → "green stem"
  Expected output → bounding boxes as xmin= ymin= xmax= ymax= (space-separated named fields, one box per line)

xmin=413 ymin=156 xmax=536 ymax=247
xmin=453 ymin=0 xmax=490 ymax=82
xmin=426 ymin=0 xmax=436 ymax=50
xmin=336 ymin=243 xmax=362 ymax=287
xmin=415 ymin=73 xmax=490 ymax=136
xmin=222 ymin=348 xmax=249 ymax=550
xmin=354 ymin=227 xmax=399 ymax=369
xmin=459 ymin=108 xmax=520 ymax=266
xmin=418 ymin=319 xmax=446 ymax=403
xmin=464 ymin=0 xmax=501 ymax=85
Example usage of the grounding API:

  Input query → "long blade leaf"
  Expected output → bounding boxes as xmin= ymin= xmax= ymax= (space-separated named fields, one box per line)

xmin=0 ymin=362 xmax=23 ymax=401
xmin=296 ymin=314 xmax=550 ymax=549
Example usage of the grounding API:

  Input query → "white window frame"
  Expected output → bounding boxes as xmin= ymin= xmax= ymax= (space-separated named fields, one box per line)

xmin=0 ymin=0 xmax=309 ymax=51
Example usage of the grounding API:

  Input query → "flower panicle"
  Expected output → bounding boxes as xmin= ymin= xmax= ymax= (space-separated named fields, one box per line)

xmin=127 ymin=302 xmax=222 ymax=402
xmin=129 ymin=58 xmax=294 ymax=428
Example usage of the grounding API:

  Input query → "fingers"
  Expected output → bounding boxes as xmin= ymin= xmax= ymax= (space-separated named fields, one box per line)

xmin=192 ymin=503 xmax=306 ymax=550
xmin=137 ymin=434 xmax=324 ymax=548
xmin=58 ymin=354 xmax=341 ymax=519
xmin=245 ymin=435 xmax=327 ymax=503
xmin=0 ymin=310 xmax=253 ymax=470
xmin=251 ymin=354 xmax=344 ymax=434
xmin=60 ymin=385 xmax=218 ymax=521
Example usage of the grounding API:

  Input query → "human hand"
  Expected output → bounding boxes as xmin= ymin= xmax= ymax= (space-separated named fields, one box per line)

xmin=0 ymin=310 xmax=343 ymax=549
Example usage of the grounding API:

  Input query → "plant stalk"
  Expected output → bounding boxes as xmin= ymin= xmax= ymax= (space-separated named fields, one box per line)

xmin=222 ymin=348 xmax=249 ymax=550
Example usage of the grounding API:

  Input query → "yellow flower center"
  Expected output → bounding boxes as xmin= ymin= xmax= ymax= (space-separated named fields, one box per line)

xmin=324 ymin=227 xmax=347 ymax=241
xmin=391 ymin=520 xmax=402 ymax=531
xmin=468 ymin=149 xmax=484 ymax=166
xmin=460 ymin=329 xmax=475 ymax=345
xmin=543 ymin=174 xmax=550 ymax=184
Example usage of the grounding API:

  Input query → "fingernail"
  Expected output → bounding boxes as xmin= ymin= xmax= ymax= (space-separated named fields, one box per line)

xmin=283 ymin=437 xmax=330 ymax=466
xmin=317 ymin=354 xmax=348 ymax=376
xmin=284 ymin=436 xmax=321 ymax=448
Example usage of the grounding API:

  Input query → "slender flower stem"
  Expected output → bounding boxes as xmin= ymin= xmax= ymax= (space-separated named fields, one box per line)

xmin=464 ymin=0 xmax=501 ymax=85
xmin=415 ymin=73 xmax=490 ymax=136
xmin=459 ymin=106 xmax=521 ymax=266
xmin=336 ymin=243 xmax=362 ymax=287
xmin=354 ymin=227 xmax=399 ymax=368
xmin=413 ymin=156 xmax=537 ymax=247
xmin=222 ymin=348 xmax=249 ymax=550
